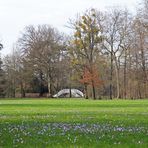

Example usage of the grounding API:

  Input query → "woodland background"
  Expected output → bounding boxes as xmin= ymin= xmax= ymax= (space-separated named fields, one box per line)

xmin=0 ymin=0 xmax=147 ymax=99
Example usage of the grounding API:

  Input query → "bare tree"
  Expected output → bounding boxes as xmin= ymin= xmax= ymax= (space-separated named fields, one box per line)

xmin=18 ymin=25 xmax=65 ymax=97
xmin=102 ymin=8 xmax=132 ymax=99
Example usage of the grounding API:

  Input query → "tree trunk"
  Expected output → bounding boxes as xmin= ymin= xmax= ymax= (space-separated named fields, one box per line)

xmin=12 ymin=79 xmax=16 ymax=98
xmin=116 ymin=68 xmax=120 ymax=99
xmin=20 ymin=82 xmax=25 ymax=98
xmin=47 ymin=76 xmax=51 ymax=97
xmin=123 ymin=49 xmax=127 ymax=99
xmin=141 ymin=48 xmax=147 ymax=98
xmin=84 ymin=84 xmax=88 ymax=99
xmin=69 ymin=87 xmax=72 ymax=98
xmin=39 ymin=71 xmax=44 ymax=97
xmin=128 ymin=50 xmax=132 ymax=99
xmin=92 ymin=81 xmax=96 ymax=100
xmin=114 ymin=58 xmax=120 ymax=99
xmin=110 ymin=49 xmax=113 ymax=100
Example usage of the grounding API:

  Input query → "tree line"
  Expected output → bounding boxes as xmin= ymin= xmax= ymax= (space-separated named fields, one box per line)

xmin=0 ymin=0 xmax=147 ymax=99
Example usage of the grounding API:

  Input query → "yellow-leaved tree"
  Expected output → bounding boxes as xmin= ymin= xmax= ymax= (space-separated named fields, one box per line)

xmin=69 ymin=9 xmax=104 ymax=99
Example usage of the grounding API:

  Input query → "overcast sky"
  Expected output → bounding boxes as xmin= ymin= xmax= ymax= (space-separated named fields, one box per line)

xmin=0 ymin=0 xmax=141 ymax=55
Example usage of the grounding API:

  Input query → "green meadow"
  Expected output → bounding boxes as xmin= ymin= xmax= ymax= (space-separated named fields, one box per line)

xmin=0 ymin=99 xmax=148 ymax=147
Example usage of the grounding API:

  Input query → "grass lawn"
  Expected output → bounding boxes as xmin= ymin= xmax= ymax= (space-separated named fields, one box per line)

xmin=0 ymin=99 xmax=148 ymax=147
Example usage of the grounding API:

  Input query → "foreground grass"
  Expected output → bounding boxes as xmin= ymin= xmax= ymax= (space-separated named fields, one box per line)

xmin=0 ymin=99 xmax=148 ymax=147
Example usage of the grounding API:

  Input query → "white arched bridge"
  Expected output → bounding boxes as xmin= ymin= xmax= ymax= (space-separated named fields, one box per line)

xmin=53 ymin=89 xmax=84 ymax=98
